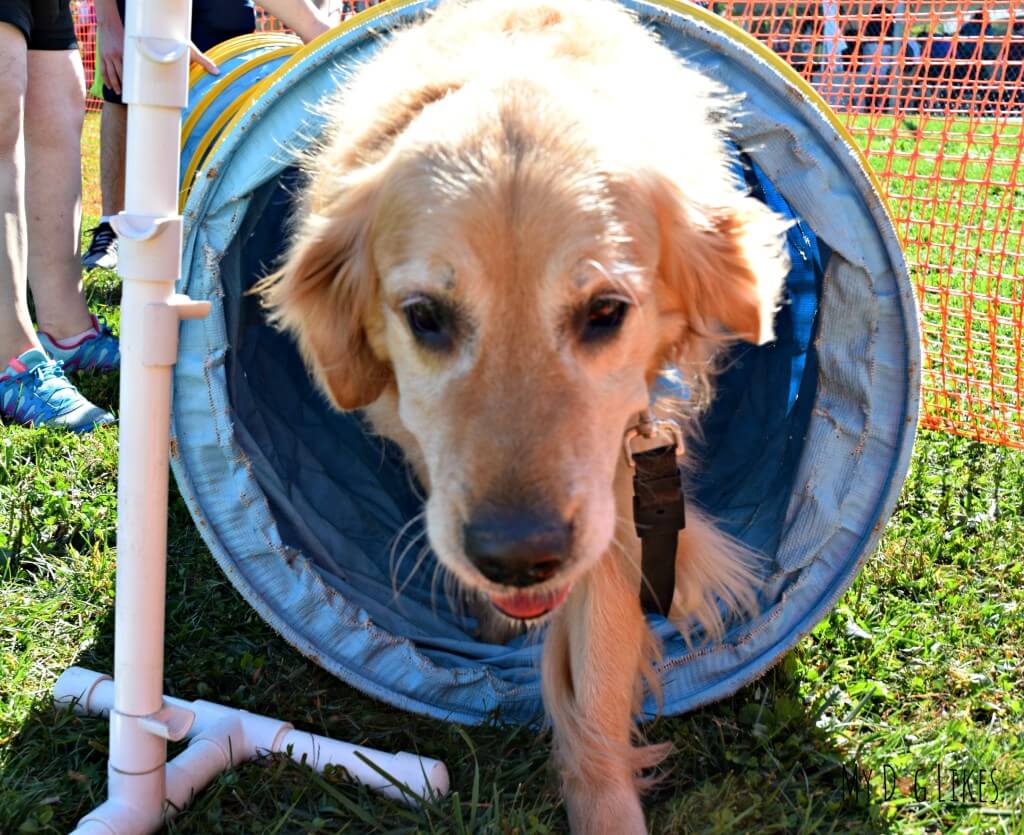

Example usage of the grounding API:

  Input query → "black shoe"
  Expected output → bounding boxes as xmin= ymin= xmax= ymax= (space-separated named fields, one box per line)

xmin=82 ymin=221 xmax=118 ymax=270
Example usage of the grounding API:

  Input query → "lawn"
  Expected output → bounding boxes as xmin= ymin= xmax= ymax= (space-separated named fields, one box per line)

xmin=0 ymin=112 xmax=1022 ymax=834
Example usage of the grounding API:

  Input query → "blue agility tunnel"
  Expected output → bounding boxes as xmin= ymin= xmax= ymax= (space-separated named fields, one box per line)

xmin=171 ymin=0 xmax=920 ymax=725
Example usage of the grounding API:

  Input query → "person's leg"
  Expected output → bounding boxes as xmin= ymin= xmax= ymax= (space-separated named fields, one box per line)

xmin=0 ymin=22 xmax=39 ymax=364
xmin=0 ymin=6 xmax=112 ymax=430
xmin=99 ymin=100 xmax=126 ymax=217
xmin=23 ymin=44 xmax=93 ymax=341
xmin=81 ymin=99 xmax=123 ymax=270
xmin=83 ymin=0 xmax=125 ymax=269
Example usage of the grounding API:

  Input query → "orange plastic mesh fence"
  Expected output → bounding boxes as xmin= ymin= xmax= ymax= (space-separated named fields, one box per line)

xmin=73 ymin=3 xmax=97 ymax=109
xmin=718 ymin=1 xmax=1024 ymax=449
xmin=72 ymin=1 xmax=1024 ymax=449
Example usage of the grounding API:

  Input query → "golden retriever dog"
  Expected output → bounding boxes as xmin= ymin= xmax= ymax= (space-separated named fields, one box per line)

xmin=261 ymin=0 xmax=790 ymax=829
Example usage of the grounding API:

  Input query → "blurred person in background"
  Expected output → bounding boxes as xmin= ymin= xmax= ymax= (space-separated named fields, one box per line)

xmin=918 ymin=26 xmax=954 ymax=113
xmin=953 ymin=12 xmax=999 ymax=110
xmin=850 ymin=5 xmax=902 ymax=111
xmin=1006 ymin=22 xmax=1024 ymax=107
xmin=0 ymin=0 xmax=116 ymax=431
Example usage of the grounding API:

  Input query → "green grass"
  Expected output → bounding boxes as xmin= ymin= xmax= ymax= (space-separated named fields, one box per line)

xmin=2 ymin=406 xmax=1022 ymax=833
xmin=1 ymin=115 xmax=1023 ymax=833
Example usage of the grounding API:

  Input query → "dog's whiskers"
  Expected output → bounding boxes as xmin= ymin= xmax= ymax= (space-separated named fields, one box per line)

xmin=388 ymin=511 xmax=427 ymax=601
xmin=395 ymin=539 xmax=435 ymax=600
xmin=429 ymin=556 xmax=446 ymax=621
xmin=389 ymin=538 xmax=427 ymax=606
xmin=442 ymin=570 xmax=466 ymax=620
xmin=404 ymin=462 xmax=427 ymax=502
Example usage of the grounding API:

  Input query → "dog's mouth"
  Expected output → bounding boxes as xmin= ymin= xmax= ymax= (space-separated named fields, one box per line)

xmin=488 ymin=583 xmax=572 ymax=620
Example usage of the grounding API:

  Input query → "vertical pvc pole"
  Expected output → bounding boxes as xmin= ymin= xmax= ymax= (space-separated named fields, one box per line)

xmin=106 ymin=0 xmax=192 ymax=822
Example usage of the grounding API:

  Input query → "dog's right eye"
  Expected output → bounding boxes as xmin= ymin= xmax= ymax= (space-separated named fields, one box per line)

xmin=402 ymin=297 xmax=454 ymax=351
xmin=579 ymin=296 xmax=630 ymax=345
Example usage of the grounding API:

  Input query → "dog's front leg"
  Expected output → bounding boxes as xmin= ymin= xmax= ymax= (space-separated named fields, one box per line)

xmin=542 ymin=549 xmax=663 ymax=834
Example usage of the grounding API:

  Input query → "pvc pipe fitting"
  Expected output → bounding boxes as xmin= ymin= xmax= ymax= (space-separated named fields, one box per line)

xmin=54 ymin=668 xmax=112 ymax=716
xmin=56 ymin=667 xmax=450 ymax=833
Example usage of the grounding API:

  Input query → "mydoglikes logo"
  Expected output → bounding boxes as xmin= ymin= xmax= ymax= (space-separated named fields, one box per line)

xmin=841 ymin=761 xmax=1007 ymax=806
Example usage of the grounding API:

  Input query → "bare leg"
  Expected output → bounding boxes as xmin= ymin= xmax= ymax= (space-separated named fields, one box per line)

xmin=0 ymin=23 xmax=38 ymax=363
xmin=23 ymin=45 xmax=92 ymax=340
xmin=100 ymin=101 xmax=126 ymax=217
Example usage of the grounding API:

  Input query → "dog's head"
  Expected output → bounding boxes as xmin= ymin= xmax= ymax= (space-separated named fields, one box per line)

xmin=264 ymin=67 xmax=789 ymax=627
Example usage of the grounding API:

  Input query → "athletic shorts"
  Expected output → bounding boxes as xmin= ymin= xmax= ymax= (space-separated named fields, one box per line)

xmin=0 ymin=0 xmax=78 ymax=51
xmin=99 ymin=0 xmax=255 ymax=104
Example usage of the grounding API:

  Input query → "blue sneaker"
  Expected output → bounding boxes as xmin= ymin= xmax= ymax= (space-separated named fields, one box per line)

xmin=0 ymin=349 xmax=114 ymax=432
xmin=38 ymin=315 xmax=120 ymax=373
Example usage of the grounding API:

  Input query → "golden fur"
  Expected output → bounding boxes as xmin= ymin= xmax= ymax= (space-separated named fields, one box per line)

xmin=260 ymin=0 xmax=789 ymax=830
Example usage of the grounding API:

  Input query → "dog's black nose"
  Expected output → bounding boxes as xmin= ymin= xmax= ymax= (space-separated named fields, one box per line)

xmin=463 ymin=508 xmax=572 ymax=587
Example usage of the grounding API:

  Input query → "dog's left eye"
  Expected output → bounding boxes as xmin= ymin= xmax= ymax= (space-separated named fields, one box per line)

xmin=580 ymin=296 xmax=630 ymax=344
xmin=402 ymin=297 xmax=455 ymax=351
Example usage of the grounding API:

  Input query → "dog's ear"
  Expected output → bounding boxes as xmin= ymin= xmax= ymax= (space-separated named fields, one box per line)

xmin=642 ymin=171 xmax=790 ymax=346
xmin=260 ymin=166 xmax=391 ymax=411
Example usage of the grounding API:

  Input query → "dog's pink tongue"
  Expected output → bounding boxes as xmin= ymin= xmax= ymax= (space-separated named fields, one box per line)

xmin=489 ymin=585 xmax=571 ymax=619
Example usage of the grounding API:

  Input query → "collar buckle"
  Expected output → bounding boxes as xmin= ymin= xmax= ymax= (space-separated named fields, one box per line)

xmin=623 ymin=409 xmax=685 ymax=467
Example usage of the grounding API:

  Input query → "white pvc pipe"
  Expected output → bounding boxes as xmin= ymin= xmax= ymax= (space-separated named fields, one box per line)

xmin=75 ymin=769 xmax=167 ymax=834
xmin=55 ymin=667 xmax=449 ymax=831
xmin=74 ymin=800 xmax=149 ymax=835
xmin=101 ymin=0 xmax=189 ymax=819
xmin=123 ymin=108 xmax=182 ymax=214
xmin=276 ymin=729 xmax=450 ymax=803
xmin=165 ymin=737 xmax=233 ymax=811
xmin=109 ymin=272 xmax=175 ymax=782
